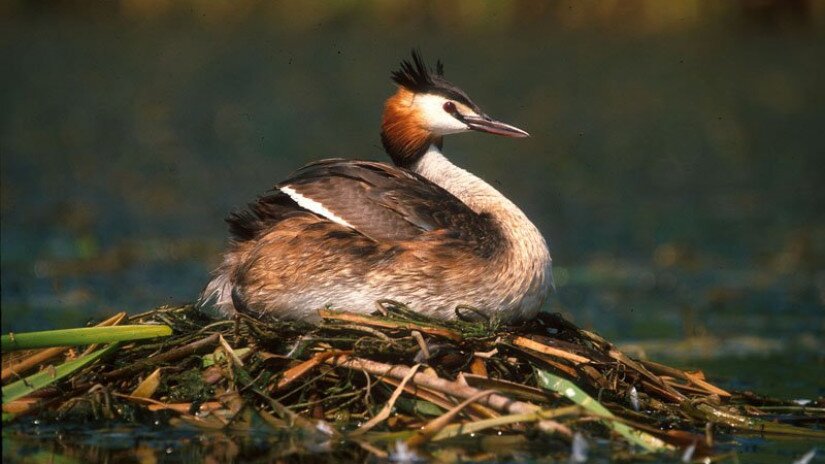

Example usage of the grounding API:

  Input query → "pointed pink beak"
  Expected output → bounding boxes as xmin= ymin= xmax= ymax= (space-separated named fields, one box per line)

xmin=463 ymin=114 xmax=529 ymax=138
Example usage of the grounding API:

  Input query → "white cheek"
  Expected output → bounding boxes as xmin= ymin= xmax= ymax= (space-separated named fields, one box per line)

xmin=414 ymin=94 xmax=470 ymax=136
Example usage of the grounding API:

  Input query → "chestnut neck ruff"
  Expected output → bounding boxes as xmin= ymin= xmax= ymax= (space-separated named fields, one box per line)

xmin=380 ymin=88 xmax=443 ymax=168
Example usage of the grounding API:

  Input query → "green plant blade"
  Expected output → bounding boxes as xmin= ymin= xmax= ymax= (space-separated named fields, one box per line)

xmin=431 ymin=405 xmax=582 ymax=441
xmin=202 ymin=347 xmax=252 ymax=367
xmin=691 ymin=402 xmax=825 ymax=439
xmin=2 ymin=343 xmax=121 ymax=405
xmin=2 ymin=325 xmax=172 ymax=351
xmin=535 ymin=368 xmax=671 ymax=452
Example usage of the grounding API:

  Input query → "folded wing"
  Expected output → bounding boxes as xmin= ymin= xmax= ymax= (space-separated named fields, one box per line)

xmin=228 ymin=159 xmax=502 ymax=258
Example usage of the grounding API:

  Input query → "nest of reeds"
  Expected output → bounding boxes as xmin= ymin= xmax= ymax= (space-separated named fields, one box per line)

xmin=2 ymin=302 xmax=824 ymax=461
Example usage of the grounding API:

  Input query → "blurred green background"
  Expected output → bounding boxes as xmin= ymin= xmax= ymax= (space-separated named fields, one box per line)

xmin=1 ymin=1 xmax=823 ymax=363
xmin=1 ymin=2 xmax=824 ymax=461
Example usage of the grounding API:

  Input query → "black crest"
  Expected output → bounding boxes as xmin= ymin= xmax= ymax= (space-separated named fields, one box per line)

xmin=390 ymin=49 xmax=480 ymax=112
xmin=391 ymin=49 xmax=444 ymax=92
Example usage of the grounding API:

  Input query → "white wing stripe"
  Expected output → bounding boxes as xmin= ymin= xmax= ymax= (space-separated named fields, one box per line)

xmin=280 ymin=185 xmax=356 ymax=229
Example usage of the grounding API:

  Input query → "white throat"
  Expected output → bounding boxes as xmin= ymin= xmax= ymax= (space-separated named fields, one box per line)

xmin=410 ymin=145 xmax=503 ymax=212
xmin=409 ymin=143 xmax=551 ymax=258
xmin=409 ymin=143 xmax=554 ymax=315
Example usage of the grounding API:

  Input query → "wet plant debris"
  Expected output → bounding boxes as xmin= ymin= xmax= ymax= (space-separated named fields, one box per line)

xmin=2 ymin=302 xmax=824 ymax=461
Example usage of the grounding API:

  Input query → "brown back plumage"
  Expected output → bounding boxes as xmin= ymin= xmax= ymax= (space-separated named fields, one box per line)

xmin=226 ymin=192 xmax=302 ymax=243
xmin=227 ymin=159 xmax=503 ymax=259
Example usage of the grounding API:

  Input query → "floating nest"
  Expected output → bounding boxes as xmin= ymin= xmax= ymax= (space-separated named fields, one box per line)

xmin=2 ymin=302 xmax=824 ymax=462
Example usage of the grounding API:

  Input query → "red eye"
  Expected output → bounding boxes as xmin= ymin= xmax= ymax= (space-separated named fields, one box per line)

xmin=443 ymin=101 xmax=456 ymax=113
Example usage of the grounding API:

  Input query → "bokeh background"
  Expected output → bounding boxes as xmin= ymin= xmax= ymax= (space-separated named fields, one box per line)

xmin=1 ymin=1 xmax=823 ymax=396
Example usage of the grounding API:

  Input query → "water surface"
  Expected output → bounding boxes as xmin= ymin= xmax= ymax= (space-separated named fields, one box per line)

xmin=1 ymin=2 xmax=823 ymax=462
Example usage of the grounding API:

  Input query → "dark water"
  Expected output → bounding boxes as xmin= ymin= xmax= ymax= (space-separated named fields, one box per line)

xmin=1 ymin=1 xmax=824 ymax=462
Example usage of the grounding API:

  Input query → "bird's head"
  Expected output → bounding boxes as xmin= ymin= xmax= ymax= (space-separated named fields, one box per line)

xmin=381 ymin=50 xmax=528 ymax=167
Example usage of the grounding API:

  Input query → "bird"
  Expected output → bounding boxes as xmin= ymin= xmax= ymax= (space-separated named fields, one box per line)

xmin=199 ymin=51 xmax=552 ymax=323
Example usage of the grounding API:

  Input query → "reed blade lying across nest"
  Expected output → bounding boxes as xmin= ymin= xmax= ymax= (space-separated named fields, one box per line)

xmin=2 ymin=302 xmax=823 ymax=462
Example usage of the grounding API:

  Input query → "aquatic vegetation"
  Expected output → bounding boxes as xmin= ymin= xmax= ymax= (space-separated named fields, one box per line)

xmin=1 ymin=325 xmax=172 ymax=351
xmin=2 ymin=303 xmax=823 ymax=461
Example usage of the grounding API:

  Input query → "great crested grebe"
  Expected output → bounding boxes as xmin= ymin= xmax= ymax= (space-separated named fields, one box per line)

xmin=200 ymin=51 xmax=552 ymax=322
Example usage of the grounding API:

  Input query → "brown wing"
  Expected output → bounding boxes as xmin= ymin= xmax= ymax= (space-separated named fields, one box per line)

xmin=225 ymin=191 xmax=304 ymax=243
xmin=279 ymin=159 xmax=502 ymax=257
xmin=226 ymin=159 xmax=502 ymax=258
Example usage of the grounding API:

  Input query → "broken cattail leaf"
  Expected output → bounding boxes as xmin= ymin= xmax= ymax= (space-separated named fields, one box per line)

xmin=130 ymin=368 xmax=162 ymax=399
xmin=629 ymin=386 xmax=640 ymax=411
xmin=3 ymin=304 xmax=823 ymax=460
xmin=570 ymin=431 xmax=588 ymax=463
xmin=680 ymin=440 xmax=697 ymax=463
xmin=793 ymin=448 xmax=817 ymax=464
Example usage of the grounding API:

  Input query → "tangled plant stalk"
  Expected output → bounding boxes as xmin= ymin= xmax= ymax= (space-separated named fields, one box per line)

xmin=2 ymin=303 xmax=823 ymax=461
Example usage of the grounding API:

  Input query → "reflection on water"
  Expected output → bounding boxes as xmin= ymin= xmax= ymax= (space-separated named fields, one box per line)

xmin=2 ymin=422 xmax=370 ymax=464
xmin=1 ymin=1 xmax=823 ymax=462
xmin=2 ymin=417 xmax=821 ymax=463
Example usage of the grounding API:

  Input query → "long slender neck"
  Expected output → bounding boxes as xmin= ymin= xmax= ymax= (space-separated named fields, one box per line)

xmin=409 ymin=144 xmax=518 ymax=216
xmin=410 ymin=143 xmax=549 ymax=259
xmin=381 ymin=87 xmax=549 ymax=273
xmin=410 ymin=143 xmax=552 ymax=304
